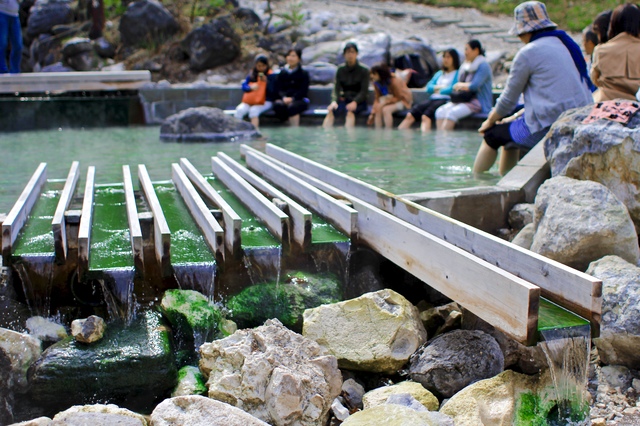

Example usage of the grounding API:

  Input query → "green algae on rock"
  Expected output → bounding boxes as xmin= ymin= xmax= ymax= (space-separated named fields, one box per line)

xmin=172 ymin=365 xmax=208 ymax=397
xmin=227 ymin=271 xmax=342 ymax=331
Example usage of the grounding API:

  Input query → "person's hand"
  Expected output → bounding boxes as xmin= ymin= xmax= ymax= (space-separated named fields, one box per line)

xmin=367 ymin=114 xmax=374 ymax=126
xmin=478 ymin=118 xmax=495 ymax=134
xmin=283 ymin=97 xmax=293 ymax=105
xmin=453 ymin=82 xmax=469 ymax=91
xmin=327 ymin=101 xmax=338 ymax=112
xmin=497 ymin=114 xmax=518 ymax=125
xmin=249 ymin=83 xmax=259 ymax=91
xmin=372 ymin=103 xmax=382 ymax=114
xmin=346 ymin=101 xmax=358 ymax=112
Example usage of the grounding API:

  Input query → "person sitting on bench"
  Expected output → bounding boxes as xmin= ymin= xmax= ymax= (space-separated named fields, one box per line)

xmin=368 ymin=63 xmax=412 ymax=128
xmin=273 ymin=48 xmax=310 ymax=127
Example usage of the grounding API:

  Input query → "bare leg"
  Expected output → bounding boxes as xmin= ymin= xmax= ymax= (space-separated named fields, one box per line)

xmin=289 ymin=114 xmax=300 ymax=127
xmin=250 ymin=116 xmax=260 ymax=129
xmin=322 ymin=110 xmax=335 ymax=128
xmin=420 ymin=116 xmax=432 ymax=132
xmin=473 ymin=140 xmax=499 ymax=174
xmin=499 ymin=148 xmax=520 ymax=176
xmin=345 ymin=111 xmax=356 ymax=128
xmin=440 ymin=119 xmax=456 ymax=131
xmin=398 ymin=114 xmax=415 ymax=129
xmin=382 ymin=105 xmax=394 ymax=128
xmin=374 ymin=113 xmax=383 ymax=128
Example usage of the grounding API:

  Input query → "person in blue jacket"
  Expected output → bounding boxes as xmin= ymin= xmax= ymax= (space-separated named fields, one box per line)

xmin=273 ymin=48 xmax=310 ymax=126
xmin=434 ymin=40 xmax=493 ymax=130
xmin=398 ymin=48 xmax=460 ymax=131
xmin=235 ymin=54 xmax=277 ymax=130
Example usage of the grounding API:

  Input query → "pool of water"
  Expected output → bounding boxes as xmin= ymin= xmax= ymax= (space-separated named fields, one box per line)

xmin=0 ymin=126 xmax=500 ymax=212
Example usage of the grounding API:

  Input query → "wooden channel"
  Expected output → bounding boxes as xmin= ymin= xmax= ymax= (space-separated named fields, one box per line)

xmin=52 ymin=161 xmax=80 ymax=263
xmin=243 ymin=150 xmax=358 ymax=239
xmin=211 ymin=156 xmax=290 ymax=245
xmin=217 ymin=152 xmax=312 ymax=250
xmin=2 ymin=163 xmax=47 ymax=260
xmin=77 ymin=166 xmax=96 ymax=277
xmin=123 ymin=165 xmax=143 ymax=267
xmin=179 ymin=158 xmax=242 ymax=256
xmin=262 ymin=143 xmax=602 ymax=333
xmin=138 ymin=164 xmax=171 ymax=271
xmin=171 ymin=163 xmax=225 ymax=261
xmin=243 ymin=148 xmax=541 ymax=344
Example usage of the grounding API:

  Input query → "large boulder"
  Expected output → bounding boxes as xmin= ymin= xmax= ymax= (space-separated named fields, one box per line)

xmin=151 ymin=395 xmax=269 ymax=426
xmin=302 ymin=32 xmax=390 ymax=67
xmin=26 ymin=316 xmax=67 ymax=346
xmin=341 ymin=404 xmax=452 ymax=426
xmin=545 ymin=103 xmax=640 ymax=231
xmin=50 ymin=404 xmax=148 ymax=425
xmin=119 ymin=0 xmax=179 ymax=48
xmin=305 ymin=62 xmax=338 ymax=85
xmin=227 ymin=271 xmax=341 ymax=331
xmin=199 ymin=319 xmax=342 ymax=426
xmin=303 ymin=289 xmax=427 ymax=374
xmin=409 ymin=330 xmax=504 ymax=398
xmin=26 ymin=0 xmax=74 ymax=38
xmin=181 ymin=18 xmax=240 ymax=71
xmin=362 ymin=381 xmax=439 ymax=411
xmin=530 ymin=176 xmax=640 ymax=271
xmin=440 ymin=370 xmax=589 ymax=425
xmin=160 ymin=107 xmax=259 ymax=142
xmin=587 ymin=255 xmax=640 ymax=368
xmin=28 ymin=311 xmax=177 ymax=416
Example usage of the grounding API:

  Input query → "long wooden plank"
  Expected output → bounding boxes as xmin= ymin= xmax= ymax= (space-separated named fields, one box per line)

xmin=77 ymin=166 xmax=96 ymax=277
xmin=243 ymin=151 xmax=358 ymax=238
xmin=122 ymin=165 xmax=143 ymax=267
xmin=244 ymin=149 xmax=541 ymax=344
xmin=138 ymin=164 xmax=171 ymax=270
xmin=52 ymin=161 xmax=80 ymax=262
xmin=172 ymin=163 xmax=225 ymax=260
xmin=2 ymin=163 xmax=47 ymax=259
xmin=179 ymin=158 xmax=241 ymax=256
xmin=211 ymin=157 xmax=289 ymax=244
xmin=216 ymin=152 xmax=312 ymax=249
xmin=262 ymin=143 xmax=602 ymax=332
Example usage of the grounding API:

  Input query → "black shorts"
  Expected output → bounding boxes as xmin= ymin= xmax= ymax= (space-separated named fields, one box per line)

xmin=409 ymin=99 xmax=448 ymax=121
xmin=273 ymin=99 xmax=309 ymax=121
xmin=484 ymin=122 xmax=514 ymax=150
xmin=334 ymin=99 xmax=368 ymax=116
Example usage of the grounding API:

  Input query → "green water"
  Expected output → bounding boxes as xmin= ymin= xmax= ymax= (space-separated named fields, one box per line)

xmin=538 ymin=298 xmax=590 ymax=332
xmin=12 ymin=181 xmax=64 ymax=257
xmin=89 ymin=184 xmax=134 ymax=271
xmin=0 ymin=126 xmax=499 ymax=212
xmin=204 ymin=176 xmax=279 ymax=249
xmin=153 ymin=182 xmax=216 ymax=264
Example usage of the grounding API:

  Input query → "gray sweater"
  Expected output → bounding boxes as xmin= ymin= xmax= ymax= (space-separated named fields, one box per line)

xmin=494 ymin=36 xmax=592 ymax=133
xmin=0 ymin=0 xmax=19 ymax=16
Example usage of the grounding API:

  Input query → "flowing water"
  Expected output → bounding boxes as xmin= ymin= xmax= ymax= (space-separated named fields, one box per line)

xmin=0 ymin=126 xmax=500 ymax=213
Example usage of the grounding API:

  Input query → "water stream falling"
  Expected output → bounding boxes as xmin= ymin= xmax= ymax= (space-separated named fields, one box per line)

xmin=173 ymin=263 xmax=216 ymax=302
xmin=14 ymin=256 xmax=55 ymax=317
xmin=99 ymin=267 xmax=137 ymax=323
xmin=539 ymin=333 xmax=591 ymax=425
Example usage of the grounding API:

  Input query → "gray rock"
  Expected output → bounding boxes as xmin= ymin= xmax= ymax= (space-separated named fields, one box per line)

xmin=181 ymin=18 xmax=240 ymax=71
xmin=511 ymin=223 xmax=535 ymax=249
xmin=258 ymin=31 xmax=294 ymax=53
xmin=302 ymin=40 xmax=343 ymax=65
xmin=351 ymin=32 xmax=391 ymax=68
xmin=160 ymin=107 xmax=259 ymax=142
xmin=50 ymin=404 xmax=148 ymax=425
xmin=530 ymin=176 xmax=640 ymax=271
xmin=409 ymin=329 xmax=504 ymax=398
xmin=200 ymin=319 xmax=342 ymax=426
xmin=8 ymin=417 xmax=52 ymax=425
xmin=385 ymin=393 xmax=428 ymax=412
xmin=389 ymin=38 xmax=438 ymax=75
xmin=0 ymin=328 xmax=42 ymax=391
xmin=232 ymin=8 xmax=263 ymax=32
xmin=545 ymin=103 xmax=640 ymax=232
xmin=30 ymin=34 xmax=62 ymax=69
xmin=508 ymin=203 xmax=535 ymax=231
xmin=26 ymin=0 xmax=74 ymax=38
xmin=26 ymin=316 xmax=67 ymax=344
xmin=342 ymin=378 xmax=365 ymax=409
xmin=587 ymin=255 xmax=640 ymax=368
xmin=600 ymin=365 xmax=633 ymax=390
xmin=296 ymin=30 xmax=350 ymax=50
xmin=331 ymin=398 xmax=350 ymax=421
xmin=151 ymin=395 xmax=269 ymax=426
xmin=71 ymin=315 xmax=106 ymax=343
xmin=61 ymin=38 xmax=93 ymax=58
xmin=94 ymin=37 xmax=116 ymax=59
xmin=306 ymin=62 xmax=337 ymax=85
xmin=342 ymin=404 xmax=454 ymax=425
xmin=119 ymin=0 xmax=179 ymax=47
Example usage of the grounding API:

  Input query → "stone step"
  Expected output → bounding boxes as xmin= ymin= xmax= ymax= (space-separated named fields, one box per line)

xmin=457 ymin=22 xmax=492 ymax=28
xmin=430 ymin=17 xmax=463 ymax=26
xmin=383 ymin=10 xmax=407 ymax=19
xmin=411 ymin=14 xmax=436 ymax=21
xmin=464 ymin=27 xmax=503 ymax=35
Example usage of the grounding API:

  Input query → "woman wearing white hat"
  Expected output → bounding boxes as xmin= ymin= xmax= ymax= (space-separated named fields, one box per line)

xmin=473 ymin=1 xmax=594 ymax=176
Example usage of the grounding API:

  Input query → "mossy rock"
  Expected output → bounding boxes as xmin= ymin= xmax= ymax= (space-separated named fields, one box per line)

xmin=172 ymin=365 xmax=207 ymax=397
xmin=227 ymin=271 xmax=342 ymax=331
xmin=159 ymin=289 xmax=223 ymax=349
xmin=27 ymin=310 xmax=177 ymax=416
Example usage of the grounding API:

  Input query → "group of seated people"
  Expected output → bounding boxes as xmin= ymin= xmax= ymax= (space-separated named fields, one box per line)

xmin=236 ymin=1 xmax=640 ymax=176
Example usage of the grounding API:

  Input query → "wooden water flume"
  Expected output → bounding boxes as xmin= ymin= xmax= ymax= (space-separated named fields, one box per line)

xmin=0 ymin=146 xmax=601 ymax=345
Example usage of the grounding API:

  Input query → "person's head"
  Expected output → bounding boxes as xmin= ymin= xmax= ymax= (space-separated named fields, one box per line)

xmin=592 ymin=10 xmax=612 ymax=43
xmin=609 ymin=3 xmax=640 ymax=39
xmin=582 ymin=26 xmax=599 ymax=55
xmin=370 ymin=63 xmax=391 ymax=83
xmin=253 ymin=54 xmax=269 ymax=74
xmin=343 ymin=42 xmax=359 ymax=66
xmin=509 ymin=1 xmax=557 ymax=37
xmin=285 ymin=48 xmax=302 ymax=68
xmin=464 ymin=40 xmax=485 ymax=61
xmin=442 ymin=48 xmax=461 ymax=71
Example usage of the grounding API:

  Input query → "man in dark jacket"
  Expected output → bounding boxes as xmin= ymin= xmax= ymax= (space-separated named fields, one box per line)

xmin=322 ymin=42 xmax=370 ymax=128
